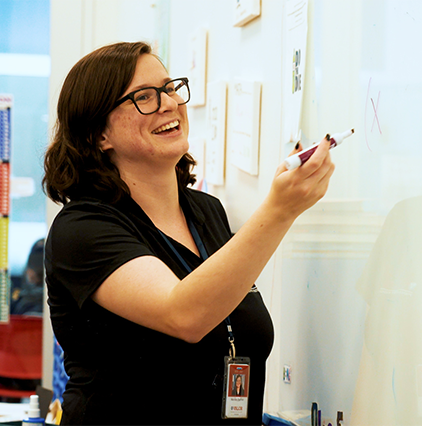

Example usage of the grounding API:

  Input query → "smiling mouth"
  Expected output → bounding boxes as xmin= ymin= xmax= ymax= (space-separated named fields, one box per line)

xmin=152 ymin=120 xmax=180 ymax=134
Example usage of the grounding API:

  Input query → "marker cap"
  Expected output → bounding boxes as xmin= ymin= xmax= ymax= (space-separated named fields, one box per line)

xmin=284 ymin=155 xmax=302 ymax=170
xmin=331 ymin=129 xmax=354 ymax=146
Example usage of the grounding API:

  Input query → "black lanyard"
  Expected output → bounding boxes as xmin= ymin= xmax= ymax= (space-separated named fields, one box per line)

xmin=158 ymin=218 xmax=235 ymax=346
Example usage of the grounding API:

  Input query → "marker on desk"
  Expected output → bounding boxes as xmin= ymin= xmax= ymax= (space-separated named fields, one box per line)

xmin=284 ymin=129 xmax=355 ymax=170
xmin=311 ymin=402 xmax=318 ymax=426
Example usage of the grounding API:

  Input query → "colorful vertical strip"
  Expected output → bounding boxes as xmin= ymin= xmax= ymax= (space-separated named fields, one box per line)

xmin=0 ymin=217 xmax=8 ymax=269
xmin=0 ymin=162 xmax=10 ymax=216
xmin=0 ymin=216 xmax=8 ymax=323
xmin=0 ymin=95 xmax=12 ymax=323
xmin=0 ymin=102 xmax=11 ymax=162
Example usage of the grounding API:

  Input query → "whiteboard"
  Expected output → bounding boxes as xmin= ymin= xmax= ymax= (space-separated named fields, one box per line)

xmin=279 ymin=1 xmax=422 ymax=424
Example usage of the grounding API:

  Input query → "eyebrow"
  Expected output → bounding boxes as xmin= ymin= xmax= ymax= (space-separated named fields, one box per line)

xmin=129 ymin=77 xmax=173 ymax=92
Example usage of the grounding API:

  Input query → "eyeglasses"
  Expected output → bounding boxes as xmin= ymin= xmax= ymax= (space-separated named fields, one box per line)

xmin=113 ymin=77 xmax=190 ymax=115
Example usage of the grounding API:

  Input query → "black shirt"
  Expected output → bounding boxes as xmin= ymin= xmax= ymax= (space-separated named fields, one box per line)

xmin=45 ymin=188 xmax=274 ymax=425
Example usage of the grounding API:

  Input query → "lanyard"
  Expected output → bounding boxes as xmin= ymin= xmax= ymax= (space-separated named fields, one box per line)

xmin=158 ymin=218 xmax=236 ymax=356
xmin=158 ymin=219 xmax=208 ymax=268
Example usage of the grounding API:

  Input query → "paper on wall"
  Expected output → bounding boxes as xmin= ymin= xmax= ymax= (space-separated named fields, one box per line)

xmin=282 ymin=0 xmax=308 ymax=145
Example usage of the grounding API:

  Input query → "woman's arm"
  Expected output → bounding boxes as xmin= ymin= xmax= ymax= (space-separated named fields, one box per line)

xmin=92 ymin=138 xmax=334 ymax=342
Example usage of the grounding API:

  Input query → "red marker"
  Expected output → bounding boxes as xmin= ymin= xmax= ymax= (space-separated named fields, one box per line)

xmin=284 ymin=129 xmax=355 ymax=170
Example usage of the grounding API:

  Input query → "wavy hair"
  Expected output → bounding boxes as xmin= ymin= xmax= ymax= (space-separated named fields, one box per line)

xmin=43 ymin=41 xmax=196 ymax=205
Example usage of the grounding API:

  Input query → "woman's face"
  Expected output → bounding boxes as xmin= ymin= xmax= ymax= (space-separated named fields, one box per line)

xmin=236 ymin=376 xmax=242 ymax=387
xmin=100 ymin=54 xmax=190 ymax=173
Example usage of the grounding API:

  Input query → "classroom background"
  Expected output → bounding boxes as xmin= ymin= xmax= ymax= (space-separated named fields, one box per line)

xmin=1 ymin=1 xmax=421 ymax=425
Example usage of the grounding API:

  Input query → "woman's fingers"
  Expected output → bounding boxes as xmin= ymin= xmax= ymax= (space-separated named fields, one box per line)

xmin=269 ymin=135 xmax=335 ymax=218
xmin=298 ymin=136 xmax=332 ymax=178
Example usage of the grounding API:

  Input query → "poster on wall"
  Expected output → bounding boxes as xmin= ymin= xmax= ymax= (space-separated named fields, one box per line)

xmin=230 ymin=79 xmax=261 ymax=176
xmin=188 ymin=27 xmax=208 ymax=107
xmin=233 ymin=0 xmax=261 ymax=27
xmin=282 ymin=0 xmax=308 ymax=145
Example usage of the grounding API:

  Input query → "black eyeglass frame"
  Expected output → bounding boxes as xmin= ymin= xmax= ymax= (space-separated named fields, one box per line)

xmin=113 ymin=77 xmax=190 ymax=115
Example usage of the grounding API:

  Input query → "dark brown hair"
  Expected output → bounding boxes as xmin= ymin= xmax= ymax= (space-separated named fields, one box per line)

xmin=43 ymin=41 xmax=196 ymax=205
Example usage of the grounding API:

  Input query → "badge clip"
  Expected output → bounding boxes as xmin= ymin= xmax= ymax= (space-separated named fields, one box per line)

xmin=228 ymin=336 xmax=236 ymax=359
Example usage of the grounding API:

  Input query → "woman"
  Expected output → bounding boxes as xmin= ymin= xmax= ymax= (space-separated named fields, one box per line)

xmin=232 ymin=375 xmax=244 ymax=396
xmin=43 ymin=41 xmax=334 ymax=425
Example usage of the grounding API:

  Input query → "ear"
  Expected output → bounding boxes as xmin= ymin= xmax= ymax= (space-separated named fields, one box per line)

xmin=98 ymin=127 xmax=113 ymax=152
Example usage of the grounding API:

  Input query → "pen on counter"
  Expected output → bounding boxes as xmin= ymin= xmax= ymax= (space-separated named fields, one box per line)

xmin=311 ymin=402 xmax=318 ymax=426
xmin=284 ymin=128 xmax=355 ymax=170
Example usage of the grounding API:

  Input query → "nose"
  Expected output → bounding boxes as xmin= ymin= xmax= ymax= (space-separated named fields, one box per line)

xmin=158 ymin=91 xmax=178 ymax=112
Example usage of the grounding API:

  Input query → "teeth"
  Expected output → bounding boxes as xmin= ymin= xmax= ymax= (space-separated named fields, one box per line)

xmin=152 ymin=120 xmax=179 ymax=134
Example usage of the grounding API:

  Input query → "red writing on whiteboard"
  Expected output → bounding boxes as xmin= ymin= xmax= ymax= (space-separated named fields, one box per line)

xmin=365 ymin=77 xmax=382 ymax=151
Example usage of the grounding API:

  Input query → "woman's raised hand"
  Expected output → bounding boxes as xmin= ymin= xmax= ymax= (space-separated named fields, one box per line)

xmin=267 ymin=136 xmax=335 ymax=221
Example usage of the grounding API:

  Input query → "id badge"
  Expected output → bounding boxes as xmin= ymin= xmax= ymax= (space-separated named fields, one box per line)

xmin=221 ymin=356 xmax=251 ymax=419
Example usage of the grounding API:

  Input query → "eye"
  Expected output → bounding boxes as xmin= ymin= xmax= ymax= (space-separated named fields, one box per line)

xmin=166 ymin=86 xmax=176 ymax=95
xmin=134 ymin=89 xmax=154 ymax=103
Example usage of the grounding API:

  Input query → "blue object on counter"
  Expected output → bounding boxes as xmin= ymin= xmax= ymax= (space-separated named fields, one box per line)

xmin=262 ymin=413 xmax=296 ymax=426
xmin=52 ymin=336 xmax=69 ymax=403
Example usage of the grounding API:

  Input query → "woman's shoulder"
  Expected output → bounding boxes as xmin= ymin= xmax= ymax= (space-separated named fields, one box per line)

xmin=49 ymin=196 xmax=146 ymax=244
xmin=58 ymin=197 xmax=121 ymax=214
xmin=53 ymin=196 xmax=135 ymax=224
